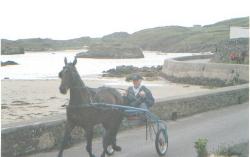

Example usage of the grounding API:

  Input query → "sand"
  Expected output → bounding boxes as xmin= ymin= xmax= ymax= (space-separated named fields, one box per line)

xmin=1 ymin=78 xmax=214 ymax=125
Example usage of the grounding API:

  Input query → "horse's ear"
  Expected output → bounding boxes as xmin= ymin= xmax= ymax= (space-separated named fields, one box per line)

xmin=64 ymin=57 xmax=67 ymax=65
xmin=73 ymin=57 xmax=77 ymax=66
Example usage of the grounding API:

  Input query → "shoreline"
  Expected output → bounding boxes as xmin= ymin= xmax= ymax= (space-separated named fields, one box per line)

xmin=1 ymin=78 xmax=215 ymax=125
xmin=0 ymin=51 xmax=197 ymax=80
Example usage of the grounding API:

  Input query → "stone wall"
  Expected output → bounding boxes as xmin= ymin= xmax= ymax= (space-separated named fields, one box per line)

xmin=1 ymin=84 xmax=249 ymax=157
xmin=2 ymin=116 xmax=66 ymax=157
xmin=174 ymin=54 xmax=213 ymax=61
xmin=151 ymin=83 xmax=249 ymax=120
xmin=162 ymin=56 xmax=249 ymax=86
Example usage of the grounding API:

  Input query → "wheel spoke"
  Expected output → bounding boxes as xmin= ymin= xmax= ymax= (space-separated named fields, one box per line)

xmin=155 ymin=129 xmax=168 ymax=156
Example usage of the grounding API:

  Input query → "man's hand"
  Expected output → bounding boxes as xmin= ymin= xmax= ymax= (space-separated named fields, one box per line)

xmin=139 ymin=91 xmax=145 ymax=97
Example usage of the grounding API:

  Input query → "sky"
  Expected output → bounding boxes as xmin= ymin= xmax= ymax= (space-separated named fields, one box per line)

xmin=0 ymin=0 xmax=249 ymax=40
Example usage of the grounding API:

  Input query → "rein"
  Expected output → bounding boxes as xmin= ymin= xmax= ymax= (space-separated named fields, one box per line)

xmin=72 ymin=86 xmax=94 ymax=103
xmin=67 ymin=68 xmax=94 ymax=104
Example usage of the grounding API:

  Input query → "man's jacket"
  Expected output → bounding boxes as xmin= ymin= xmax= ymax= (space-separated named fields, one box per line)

xmin=125 ymin=85 xmax=155 ymax=108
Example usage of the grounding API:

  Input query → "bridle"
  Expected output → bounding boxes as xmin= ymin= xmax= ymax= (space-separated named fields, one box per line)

xmin=60 ymin=64 xmax=93 ymax=103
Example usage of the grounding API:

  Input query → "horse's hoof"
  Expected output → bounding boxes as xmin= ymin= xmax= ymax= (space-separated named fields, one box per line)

xmin=112 ymin=145 xmax=122 ymax=151
xmin=57 ymin=153 xmax=62 ymax=157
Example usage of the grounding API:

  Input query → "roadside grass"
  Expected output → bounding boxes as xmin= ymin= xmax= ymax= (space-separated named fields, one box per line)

xmin=214 ymin=142 xmax=249 ymax=157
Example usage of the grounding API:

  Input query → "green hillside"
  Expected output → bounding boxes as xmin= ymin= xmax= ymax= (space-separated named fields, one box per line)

xmin=128 ymin=17 xmax=249 ymax=52
xmin=1 ymin=37 xmax=100 ymax=54
xmin=1 ymin=17 xmax=249 ymax=55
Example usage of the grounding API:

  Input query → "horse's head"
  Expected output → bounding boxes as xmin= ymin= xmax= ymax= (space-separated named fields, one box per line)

xmin=58 ymin=57 xmax=77 ymax=94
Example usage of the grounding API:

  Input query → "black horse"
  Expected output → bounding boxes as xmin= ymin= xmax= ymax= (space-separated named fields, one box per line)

xmin=58 ymin=57 xmax=125 ymax=157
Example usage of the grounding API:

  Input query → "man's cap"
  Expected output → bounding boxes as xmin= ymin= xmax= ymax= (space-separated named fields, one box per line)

xmin=127 ymin=74 xmax=143 ymax=81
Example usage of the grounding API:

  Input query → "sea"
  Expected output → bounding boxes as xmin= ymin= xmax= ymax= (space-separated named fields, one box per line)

xmin=0 ymin=50 xmax=198 ymax=80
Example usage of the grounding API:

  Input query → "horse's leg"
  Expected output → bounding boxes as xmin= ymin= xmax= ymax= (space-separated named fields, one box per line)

xmin=111 ymin=131 xmax=121 ymax=151
xmin=101 ymin=129 xmax=112 ymax=157
xmin=58 ymin=122 xmax=74 ymax=157
xmin=111 ymin=117 xmax=123 ymax=151
xmin=85 ymin=127 xmax=96 ymax=157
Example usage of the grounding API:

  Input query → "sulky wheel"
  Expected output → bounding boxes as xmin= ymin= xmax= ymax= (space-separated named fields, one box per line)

xmin=155 ymin=128 xmax=168 ymax=156
xmin=105 ymin=145 xmax=115 ymax=156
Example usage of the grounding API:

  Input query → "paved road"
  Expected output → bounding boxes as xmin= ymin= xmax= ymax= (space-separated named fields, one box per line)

xmin=28 ymin=103 xmax=248 ymax=157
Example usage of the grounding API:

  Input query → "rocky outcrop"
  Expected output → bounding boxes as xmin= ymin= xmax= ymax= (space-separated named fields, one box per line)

xmin=76 ymin=43 xmax=144 ymax=59
xmin=1 ymin=61 xmax=19 ymax=66
xmin=1 ymin=40 xmax=25 ymax=55
xmin=102 ymin=65 xmax=162 ymax=80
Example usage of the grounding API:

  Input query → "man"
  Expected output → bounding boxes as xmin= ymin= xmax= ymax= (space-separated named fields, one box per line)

xmin=124 ymin=74 xmax=155 ymax=110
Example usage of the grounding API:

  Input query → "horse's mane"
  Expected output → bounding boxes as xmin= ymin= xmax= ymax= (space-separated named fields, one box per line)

xmin=72 ymin=66 xmax=86 ymax=87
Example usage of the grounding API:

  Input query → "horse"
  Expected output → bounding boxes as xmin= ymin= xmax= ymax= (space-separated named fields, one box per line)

xmin=58 ymin=57 xmax=125 ymax=157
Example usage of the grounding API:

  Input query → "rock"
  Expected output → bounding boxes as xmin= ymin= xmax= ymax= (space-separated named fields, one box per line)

xmin=75 ymin=43 xmax=144 ymax=59
xmin=38 ymin=133 xmax=55 ymax=150
xmin=102 ymin=65 xmax=163 ymax=81
xmin=1 ymin=61 xmax=19 ymax=66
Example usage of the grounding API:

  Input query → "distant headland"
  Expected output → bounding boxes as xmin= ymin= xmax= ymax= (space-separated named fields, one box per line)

xmin=1 ymin=17 xmax=249 ymax=61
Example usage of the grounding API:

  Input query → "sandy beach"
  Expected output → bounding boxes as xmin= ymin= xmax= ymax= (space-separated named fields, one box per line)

xmin=1 ymin=78 xmax=214 ymax=125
